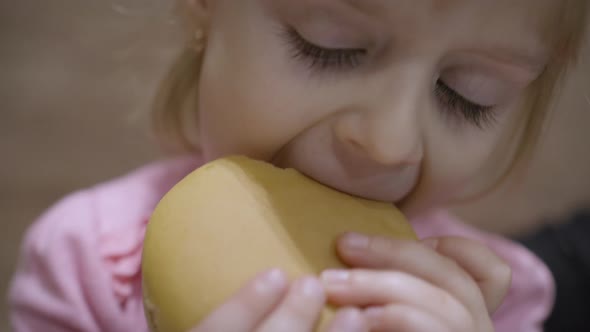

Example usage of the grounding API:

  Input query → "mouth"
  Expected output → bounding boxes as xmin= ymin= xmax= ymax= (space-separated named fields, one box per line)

xmin=270 ymin=154 xmax=417 ymax=206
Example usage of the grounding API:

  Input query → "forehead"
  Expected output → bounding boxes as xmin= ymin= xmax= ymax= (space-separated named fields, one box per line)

xmin=278 ymin=0 xmax=564 ymax=56
xmin=339 ymin=0 xmax=561 ymax=13
xmin=317 ymin=0 xmax=562 ymax=34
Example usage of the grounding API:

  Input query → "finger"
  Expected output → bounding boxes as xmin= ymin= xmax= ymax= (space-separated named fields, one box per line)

xmin=191 ymin=269 xmax=287 ymax=332
xmin=364 ymin=305 xmax=453 ymax=332
xmin=336 ymin=233 xmax=486 ymax=313
xmin=256 ymin=276 xmax=325 ymax=332
xmin=422 ymin=236 xmax=511 ymax=313
xmin=321 ymin=269 xmax=470 ymax=328
xmin=325 ymin=307 xmax=369 ymax=332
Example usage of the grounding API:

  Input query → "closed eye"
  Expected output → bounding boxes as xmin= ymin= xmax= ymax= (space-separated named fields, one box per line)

xmin=435 ymin=80 xmax=497 ymax=129
xmin=284 ymin=27 xmax=367 ymax=71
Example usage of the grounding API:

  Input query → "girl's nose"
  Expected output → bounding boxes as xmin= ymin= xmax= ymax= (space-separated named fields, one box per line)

xmin=333 ymin=85 xmax=425 ymax=168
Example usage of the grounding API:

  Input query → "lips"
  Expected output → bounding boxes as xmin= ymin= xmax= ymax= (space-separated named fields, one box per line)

xmin=268 ymin=121 xmax=421 ymax=205
xmin=271 ymin=151 xmax=419 ymax=204
xmin=310 ymin=166 xmax=417 ymax=203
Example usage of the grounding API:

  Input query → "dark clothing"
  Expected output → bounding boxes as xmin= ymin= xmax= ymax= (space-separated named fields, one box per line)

xmin=517 ymin=210 xmax=590 ymax=332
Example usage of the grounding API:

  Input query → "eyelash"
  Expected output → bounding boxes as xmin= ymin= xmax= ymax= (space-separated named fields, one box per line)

xmin=434 ymin=81 xmax=496 ymax=129
xmin=284 ymin=27 xmax=496 ymax=128
xmin=284 ymin=27 xmax=366 ymax=70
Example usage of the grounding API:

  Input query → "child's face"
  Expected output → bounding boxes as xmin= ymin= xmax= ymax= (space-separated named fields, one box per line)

xmin=194 ymin=0 xmax=555 ymax=216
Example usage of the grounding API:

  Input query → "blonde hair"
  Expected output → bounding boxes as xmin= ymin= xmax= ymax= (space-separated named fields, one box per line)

xmin=497 ymin=0 xmax=589 ymax=186
xmin=152 ymin=46 xmax=202 ymax=152
xmin=152 ymin=2 xmax=589 ymax=179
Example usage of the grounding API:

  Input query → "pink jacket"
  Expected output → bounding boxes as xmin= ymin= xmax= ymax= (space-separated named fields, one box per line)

xmin=8 ymin=156 xmax=555 ymax=331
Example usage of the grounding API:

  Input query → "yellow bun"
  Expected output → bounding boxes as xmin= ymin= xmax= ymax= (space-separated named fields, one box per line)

xmin=141 ymin=156 xmax=416 ymax=332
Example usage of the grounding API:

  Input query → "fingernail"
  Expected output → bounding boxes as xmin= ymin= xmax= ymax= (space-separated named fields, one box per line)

xmin=321 ymin=269 xmax=350 ymax=284
xmin=263 ymin=269 xmax=286 ymax=284
xmin=364 ymin=306 xmax=384 ymax=319
xmin=329 ymin=308 xmax=367 ymax=332
xmin=255 ymin=269 xmax=286 ymax=293
xmin=341 ymin=232 xmax=369 ymax=250
xmin=296 ymin=277 xmax=323 ymax=297
xmin=422 ymin=238 xmax=439 ymax=250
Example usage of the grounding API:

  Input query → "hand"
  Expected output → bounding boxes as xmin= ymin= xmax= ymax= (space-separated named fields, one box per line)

xmin=321 ymin=233 xmax=511 ymax=332
xmin=189 ymin=269 xmax=369 ymax=332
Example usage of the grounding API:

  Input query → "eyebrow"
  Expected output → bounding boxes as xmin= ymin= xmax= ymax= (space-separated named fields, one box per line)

xmin=340 ymin=0 xmax=470 ymax=10
xmin=339 ymin=0 xmax=461 ymax=14
xmin=338 ymin=0 xmax=384 ymax=15
xmin=468 ymin=45 xmax=549 ymax=72
xmin=334 ymin=0 xmax=549 ymax=70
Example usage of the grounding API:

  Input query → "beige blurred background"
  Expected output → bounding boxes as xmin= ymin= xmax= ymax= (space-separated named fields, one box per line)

xmin=1 ymin=1 xmax=589 ymax=331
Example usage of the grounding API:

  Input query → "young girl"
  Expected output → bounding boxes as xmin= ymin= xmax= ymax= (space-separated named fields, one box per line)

xmin=8 ymin=0 xmax=588 ymax=331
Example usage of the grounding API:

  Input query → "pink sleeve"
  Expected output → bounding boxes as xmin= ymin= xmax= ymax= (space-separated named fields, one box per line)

xmin=412 ymin=210 xmax=555 ymax=332
xmin=8 ymin=190 xmax=148 ymax=332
